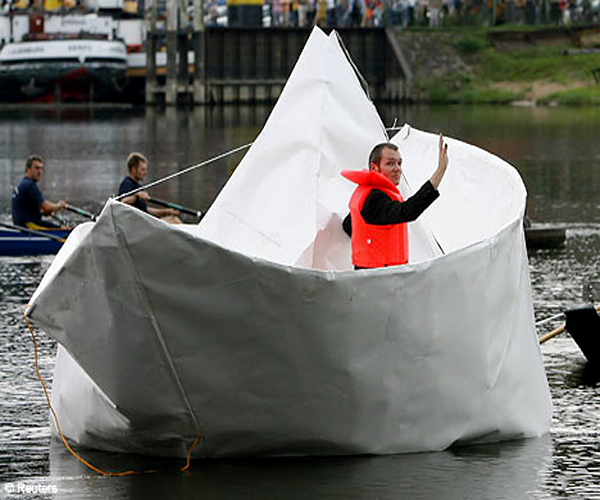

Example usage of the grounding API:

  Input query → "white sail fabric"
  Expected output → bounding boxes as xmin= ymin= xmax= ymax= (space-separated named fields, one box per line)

xmin=194 ymin=29 xmax=440 ymax=269
xmin=391 ymin=124 xmax=526 ymax=256
xmin=26 ymin=27 xmax=552 ymax=458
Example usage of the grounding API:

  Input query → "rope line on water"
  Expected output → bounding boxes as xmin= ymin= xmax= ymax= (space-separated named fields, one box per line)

xmin=114 ymin=142 xmax=253 ymax=202
xmin=23 ymin=306 xmax=200 ymax=476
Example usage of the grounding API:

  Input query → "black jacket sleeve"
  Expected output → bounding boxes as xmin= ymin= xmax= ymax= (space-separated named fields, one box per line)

xmin=342 ymin=181 xmax=439 ymax=237
xmin=342 ymin=213 xmax=352 ymax=236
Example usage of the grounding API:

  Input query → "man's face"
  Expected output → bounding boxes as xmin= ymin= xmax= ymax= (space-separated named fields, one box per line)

xmin=371 ymin=147 xmax=402 ymax=186
xmin=26 ymin=161 xmax=44 ymax=183
xmin=131 ymin=161 xmax=148 ymax=182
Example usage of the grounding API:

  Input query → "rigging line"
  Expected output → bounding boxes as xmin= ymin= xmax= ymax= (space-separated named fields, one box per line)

xmin=386 ymin=121 xmax=404 ymax=141
xmin=535 ymin=312 xmax=565 ymax=327
xmin=113 ymin=142 xmax=253 ymax=202
xmin=332 ymin=30 xmax=390 ymax=141
xmin=431 ymin=233 xmax=446 ymax=255
xmin=333 ymin=30 xmax=371 ymax=102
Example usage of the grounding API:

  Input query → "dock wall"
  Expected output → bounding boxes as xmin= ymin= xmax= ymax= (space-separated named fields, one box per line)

xmin=143 ymin=27 xmax=409 ymax=105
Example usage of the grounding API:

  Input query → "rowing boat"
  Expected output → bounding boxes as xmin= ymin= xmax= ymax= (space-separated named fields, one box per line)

xmin=564 ymin=306 xmax=600 ymax=364
xmin=0 ymin=228 xmax=69 ymax=256
xmin=524 ymin=224 xmax=566 ymax=249
xmin=26 ymin=27 xmax=552 ymax=458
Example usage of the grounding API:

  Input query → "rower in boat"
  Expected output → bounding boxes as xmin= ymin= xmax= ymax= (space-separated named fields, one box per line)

xmin=118 ymin=152 xmax=182 ymax=224
xmin=12 ymin=155 xmax=69 ymax=231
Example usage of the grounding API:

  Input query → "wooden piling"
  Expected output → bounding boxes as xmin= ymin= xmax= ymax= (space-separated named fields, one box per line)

xmin=144 ymin=0 xmax=158 ymax=105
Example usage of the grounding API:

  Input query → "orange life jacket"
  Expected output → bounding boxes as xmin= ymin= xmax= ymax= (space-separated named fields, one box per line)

xmin=342 ymin=169 xmax=409 ymax=268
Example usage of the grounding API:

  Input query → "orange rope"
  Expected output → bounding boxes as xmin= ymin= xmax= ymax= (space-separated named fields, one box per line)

xmin=23 ymin=306 xmax=200 ymax=476
xmin=180 ymin=434 xmax=201 ymax=472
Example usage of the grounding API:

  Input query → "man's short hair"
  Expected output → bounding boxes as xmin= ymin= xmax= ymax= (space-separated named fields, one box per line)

xmin=127 ymin=152 xmax=148 ymax=172
xmin=368 ymin=143 xmax=399 ymax=167
xmin=25 ymin=155 xmax=43 ymax=170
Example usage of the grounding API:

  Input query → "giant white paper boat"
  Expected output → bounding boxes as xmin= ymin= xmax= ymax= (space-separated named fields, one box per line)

xmin=27 ymin=28 xmax=552 ymax=458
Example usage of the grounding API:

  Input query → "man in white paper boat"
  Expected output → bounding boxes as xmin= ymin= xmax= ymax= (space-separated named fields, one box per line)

xmin=341 ymin=135 xmax=448 ymax=269
xmin=27 ymin=27 xmax=552 ymax=458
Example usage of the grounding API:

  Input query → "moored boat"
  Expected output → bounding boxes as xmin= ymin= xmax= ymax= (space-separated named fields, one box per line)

xmin=0 ymin=34 xmax=127 ymax=102
xmin=525 ymin=224 xmax=566 ymax=249
xmin=26 ymin=28 xmax=552 ymax=459
xmin=0 ymin=227 xmax=69 ymax=256
xmin=565 ymin=305 xmax=600 ymax=364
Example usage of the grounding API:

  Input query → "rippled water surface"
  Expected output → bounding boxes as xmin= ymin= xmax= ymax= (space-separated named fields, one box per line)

xmin=0 ymin=105 xmax=599 ymax=499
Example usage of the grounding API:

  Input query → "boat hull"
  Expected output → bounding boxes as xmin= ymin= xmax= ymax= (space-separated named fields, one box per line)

xmin=525 ymin=225 xmax=566 ymax=249
xmin=0 ymin=39 xmax=127 ymax=102
xmin=565 ymin=306 xmax=600 ymax=364
xmin=0 ymin=229 xmax=68 ymax=256
xmin=29 ymin=201 xmax=552 ymax=458
xmin=0 ymin=62 xmax=127 ymax=102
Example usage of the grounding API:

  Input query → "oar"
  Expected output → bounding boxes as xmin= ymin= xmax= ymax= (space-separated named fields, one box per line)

xmin=0 ymin=221 xmax=66 ymax=243
xmin=539 ymin=304 xmax=600 ymax=344
xmin=65 ymin=204 xmax=97 ymax=221
xmin=50 ymin=214 xmax=68 ymax=226
xmin=539 ymin=324 xmax=567 ymax=345
xmin=148 ymin=198 xmax=203 ymax=220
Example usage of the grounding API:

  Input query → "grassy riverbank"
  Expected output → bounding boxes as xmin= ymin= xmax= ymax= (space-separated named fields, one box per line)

xmin=412 ymin=27 xmax=600 ymax=105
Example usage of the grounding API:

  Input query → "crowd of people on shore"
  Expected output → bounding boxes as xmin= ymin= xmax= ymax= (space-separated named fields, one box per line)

xmin=205 ymin=0 xmax=600 ymax=29
xmin=205 ymin=0 xmax=453 ymax=29
xmin=267 ymin=0 xmax=386 ymax=28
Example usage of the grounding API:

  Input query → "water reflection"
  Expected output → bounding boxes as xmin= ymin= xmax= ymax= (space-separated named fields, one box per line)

xmin=563 ymin=361 xmax=600 ymax=388
xmin=0 ymin=258 xmax=56 ymax=486
xmin=22 ymin=437 xmax=552 ymax=500
xmin=1 ymin=105 xmax=599 ymax=223
xmin=0 ymin=106 xmax=274 ymax=218
xmin=529 ymin=225 xmax=599 ymax=307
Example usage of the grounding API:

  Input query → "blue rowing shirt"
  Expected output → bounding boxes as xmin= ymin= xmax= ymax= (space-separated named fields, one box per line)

xmin=12 ymin=176 xmax=44 ymax=226
xmin=118 ymin=176 xmax=147 ymax=212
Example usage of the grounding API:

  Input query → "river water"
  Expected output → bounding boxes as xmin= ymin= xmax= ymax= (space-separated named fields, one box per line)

xmin=0 ymin=104 xmax=598 ymax=499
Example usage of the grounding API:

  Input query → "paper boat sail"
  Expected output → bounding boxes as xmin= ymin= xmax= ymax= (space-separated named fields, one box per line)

xmin=27 ymin=28 xmax=551 ymax=458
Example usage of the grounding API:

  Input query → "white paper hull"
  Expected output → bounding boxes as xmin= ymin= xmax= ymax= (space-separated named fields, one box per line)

xmin=29 ymin=199 xmax=551 ymax=458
